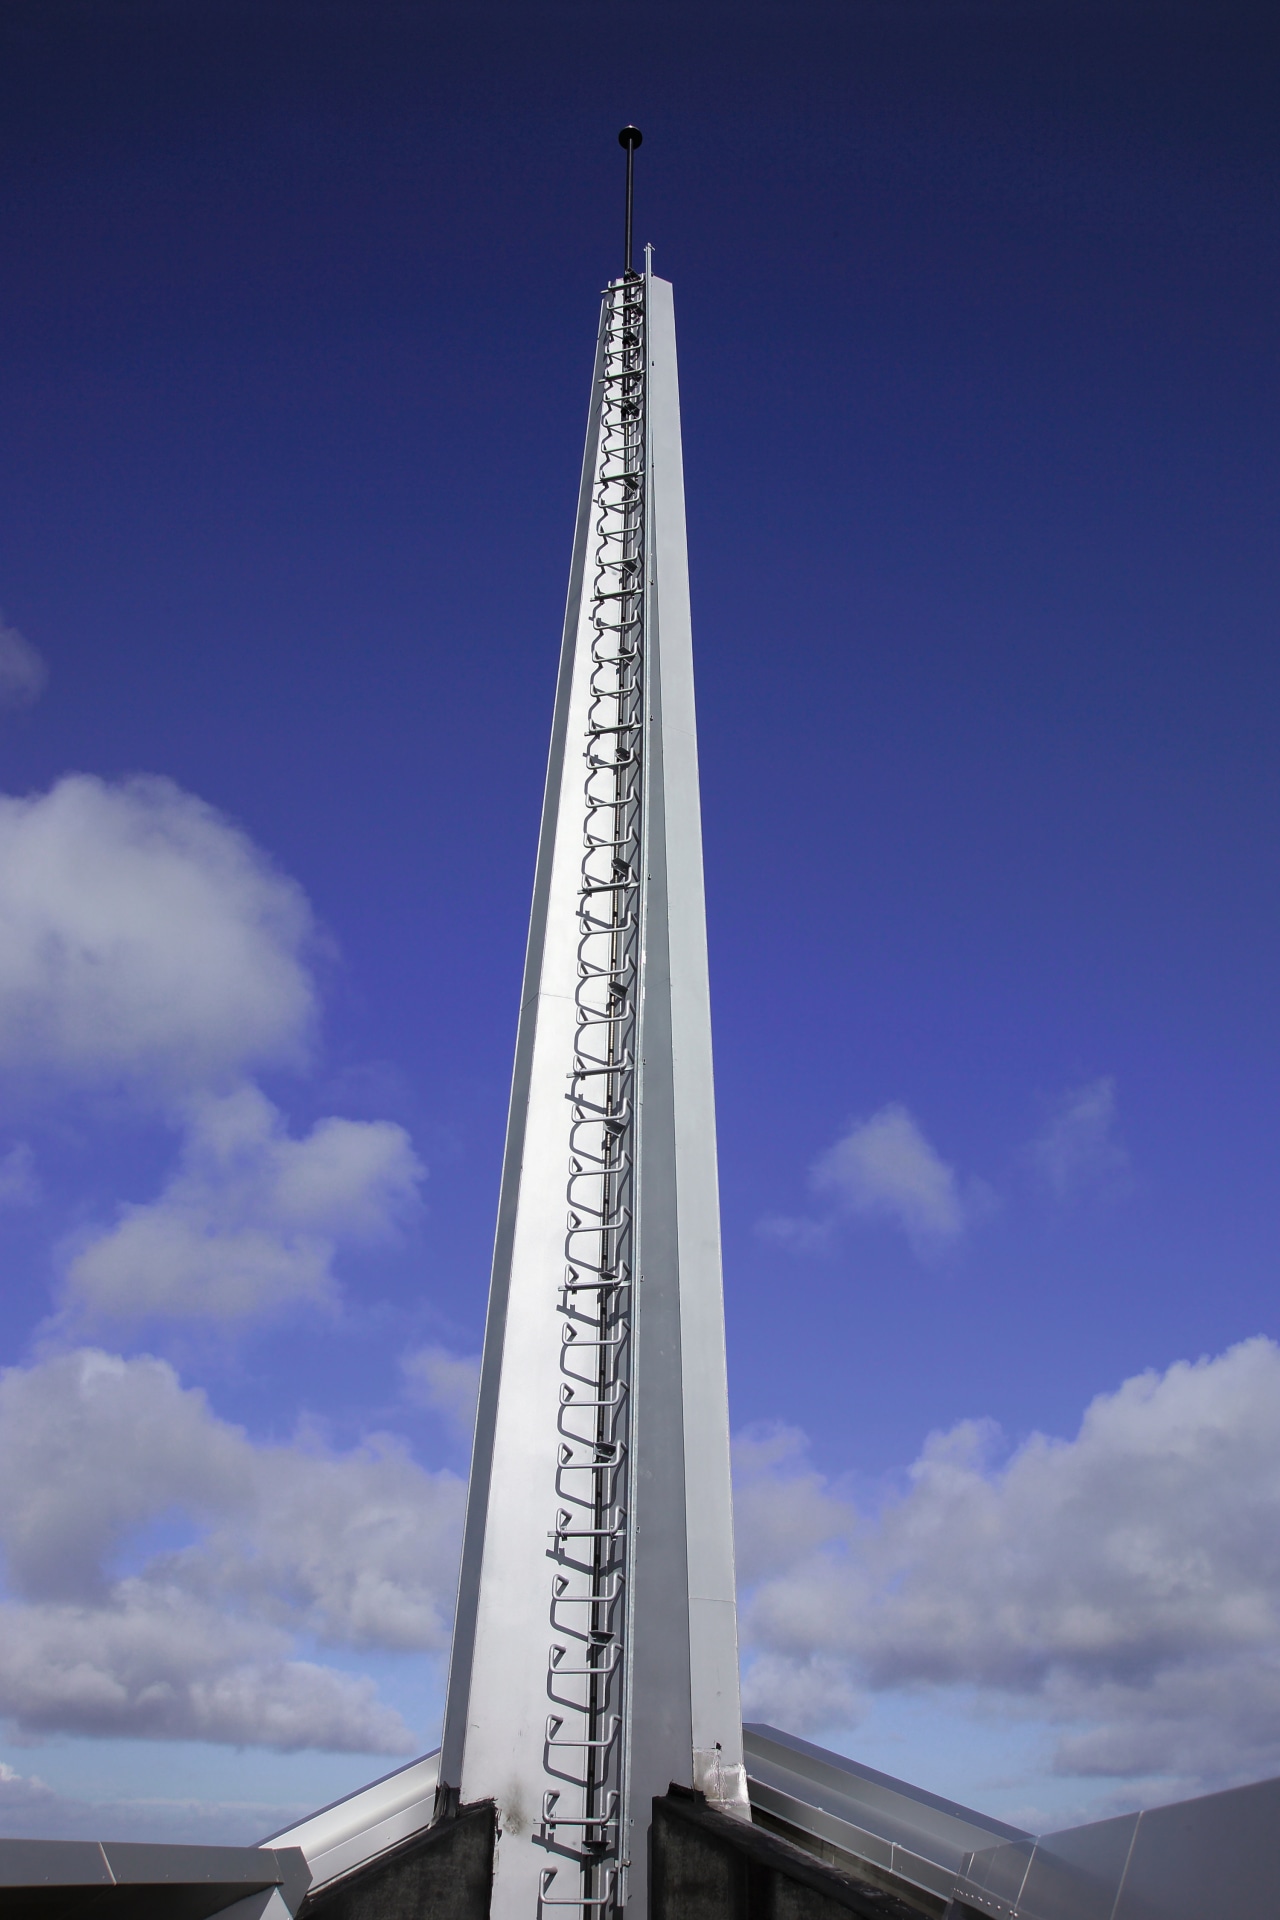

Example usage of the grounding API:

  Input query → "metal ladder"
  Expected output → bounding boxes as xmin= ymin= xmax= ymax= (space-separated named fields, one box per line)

xmin=537 ymin=270 xmax=646 ymax=1918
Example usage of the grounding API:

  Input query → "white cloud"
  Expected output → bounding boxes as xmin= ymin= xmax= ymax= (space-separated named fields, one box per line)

xmin=1043 ymin=1657 xmax=1280 ymax=1784
xmin=184 ymin=1431 xmax=461 ymax=1650
xmin=741 ymin=1651 xmax=865 ymax=1732
xmin=810 ymin=1103 xmax=982 ymax=1253
xmin=64 ymin=1085 xmax=423 ymax=1320
xmin=1028 ymin=1077 xmax=1128 ymax=1199
xmin=0 ymin=1142 xmax=38 ymax=1206
xmin=402 ymin=1345 xmax=481 ymax=1440
xmin=0 ymin=774 xmax=448 ymax=1752
xmin=0 ymin=1348 xmax=245 ymax=1600
xmin=0 ymin=777 xmax=425 ymax=1323
xmin=736 ymin=1338 xmax=1280 ymax=1793
xmin=0 ymin=615 xmax=47 ymax=709
xmin=755 ymin=1212 xmax=834 ymax=1254
xmin=0 ymin=1591 xmax=411 ymax=1752
xmin=0 ymin=1349 xmax=465 ymax=1748
xmin=733 ymin=1425 xmax=852 ymax=1587
xmin=0 ymin=774 xmax=316 ymax=1094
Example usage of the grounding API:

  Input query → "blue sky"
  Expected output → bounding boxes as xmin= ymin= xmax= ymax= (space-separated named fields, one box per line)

xmin=1 ymin=0 xmax=1279 ymax=1844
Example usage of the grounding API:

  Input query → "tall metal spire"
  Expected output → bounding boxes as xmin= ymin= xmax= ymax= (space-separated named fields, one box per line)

xmin=438 ymin=134 xmax=748 ymax=1919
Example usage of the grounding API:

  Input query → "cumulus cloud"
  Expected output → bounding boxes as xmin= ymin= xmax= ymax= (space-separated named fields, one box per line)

xmin=0 ymin=1592 xmax=410 ymax=1752
xmin=0 ymin=775 xmax=447 ymax=1752
xmin=0 ymin=774 xmax=424 ymax=1321
xmin=741 ymin=1650 xmax=865 ymax=1732
xmin=0 ymin=615 xmax=47 ymax=709
xmin=0 ymin=774 xmax=316 ymax=1094
xmin=814 ymin=1104 xmax=967 ymax=1247
xmin=1044 ymin=1657 xmax=1280 ymax=1784
xmin=1028 ymin=1077 xmax=1129 ymax=1200
xmin=0 ymin=1347 xmax=244 ymax=1600
xmin=0 ymin=1142 xmax=38 ymax=1206
xmin=736 ymin=1338 xmax=1280 ymax=1792
xmin=733 ymin=1425 xmax=852 ymax=1586
xmin=63 ymin=1085 xmax=423 ymax=1320
xmin=402 ymin=1344 xmax=481 ymax=1440
xmin=0 ymin=1349 xmax=465 ymax=1748
xmin=762 ymin=1104 xmax=987 ymax=1256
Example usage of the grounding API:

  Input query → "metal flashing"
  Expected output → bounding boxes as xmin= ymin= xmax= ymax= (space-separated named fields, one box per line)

xmin=263 ymin=1750 xmax=440 ymax=1892
xmin=0 ymin=1835 xmax=308 ymax=1919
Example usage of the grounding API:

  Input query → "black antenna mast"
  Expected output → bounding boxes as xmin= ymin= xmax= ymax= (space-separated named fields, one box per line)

xmin=618 ymin=126 xmax=643 ymax=275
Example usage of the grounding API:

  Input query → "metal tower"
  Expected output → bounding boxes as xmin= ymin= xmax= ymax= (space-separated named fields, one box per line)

xmin=437 ymin=133 xmax=749 ymax=1918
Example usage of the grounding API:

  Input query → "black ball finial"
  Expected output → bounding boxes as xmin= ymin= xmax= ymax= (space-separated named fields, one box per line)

xmin=618 ymin=125 xmax=643 ymax=151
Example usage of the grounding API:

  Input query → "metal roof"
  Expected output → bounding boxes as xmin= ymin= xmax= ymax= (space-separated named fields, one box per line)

xmin=956 ymin=1772 xmax=1280 ymax=1920
xmin=743 ymin=1723 xmax=1280 ymax=1920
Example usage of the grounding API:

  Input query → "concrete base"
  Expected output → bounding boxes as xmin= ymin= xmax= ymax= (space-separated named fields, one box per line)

xmin=651 ymin=1787 xmax=926 ymax=1920
xmin=298 ymin=1801 xmax=495 ymax=1920
xmin=295 ymin=1786 xmax=928 ymax=1920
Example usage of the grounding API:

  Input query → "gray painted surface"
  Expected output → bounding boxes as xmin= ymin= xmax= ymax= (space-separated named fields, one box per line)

xmin=0 ymin=1839 xmax=115 ymax=1887
xmin=1006 ymin=1818 xmax=1136 ymax=1920
xmin=1115 ymin=1781 xmax=1280 ymax=1920
xmin=957 ymin=1772 xmax=1280 ymax=1920
xmin=0 ymin=1835 xmax=308 ymax=1919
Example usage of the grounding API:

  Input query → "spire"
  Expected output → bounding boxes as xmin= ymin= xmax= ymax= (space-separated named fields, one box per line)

xmin=618 ymin=125 xmax=642 ymax=276
xmin=438 ymin=151 xmax=748 ymax=1919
